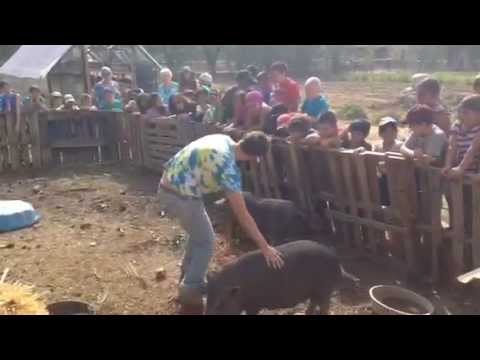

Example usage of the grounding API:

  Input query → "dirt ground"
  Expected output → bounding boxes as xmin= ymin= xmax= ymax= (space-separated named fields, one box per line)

xmin=1 ymin=81 xmax=479 ymax=315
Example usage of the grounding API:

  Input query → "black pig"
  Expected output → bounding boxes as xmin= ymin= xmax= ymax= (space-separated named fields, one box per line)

xmin=206 ymin=240 xmax=360 ymax=315
xmin=213 ymin=192 xmax=316 ymax=246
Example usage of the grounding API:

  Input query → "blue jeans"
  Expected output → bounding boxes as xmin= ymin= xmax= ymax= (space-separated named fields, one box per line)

xmin=157 ymin=187 xmax=216 ymax=292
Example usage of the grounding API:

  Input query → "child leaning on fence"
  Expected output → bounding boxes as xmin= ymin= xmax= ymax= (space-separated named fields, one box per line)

xmin=474 ymin=75 xmax=480 ymax=95
xmin=400 ymin=105 xmax=448 ymax=167
xmin=442 ymin=95 xmax=480 ymax=179
xmin=416 ymin=78 xmax=451 ymax=134
xmin=305 ymin=111 xmax=341 ymax=149
xmin=441 ymin=95 xmax=480 ymax=237
xmin=286 ymin=114 xmax=316 ymax=144
xmin=341 ymin=118 xmax=372 ymax=152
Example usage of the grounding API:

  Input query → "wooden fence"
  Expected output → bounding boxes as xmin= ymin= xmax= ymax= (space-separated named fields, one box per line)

xmin=139 ymin=114 xmax=218 ymax=173
xmin=241 ymin=139 xmax=480 ymax=285
xmin=2 ymin=109 xmax=478 ymax=284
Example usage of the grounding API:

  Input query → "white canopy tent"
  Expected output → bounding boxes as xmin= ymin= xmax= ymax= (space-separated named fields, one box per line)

xmin=0 ymin=45 xmax=162 ymax=95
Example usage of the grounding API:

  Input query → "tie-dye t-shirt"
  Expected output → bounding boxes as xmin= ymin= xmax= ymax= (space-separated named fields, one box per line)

xmin=162 ymin=134 xmax=242 ymax=198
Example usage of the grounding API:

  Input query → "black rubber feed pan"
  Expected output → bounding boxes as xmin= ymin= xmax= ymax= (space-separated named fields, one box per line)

xmin=47 ymin=301 xmax=96 ymax=315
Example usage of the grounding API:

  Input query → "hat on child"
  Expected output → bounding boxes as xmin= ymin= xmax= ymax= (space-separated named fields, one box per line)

xmin=459 ymin=95 xmax=480 ymax=112
xmin=64 ymin=94 xmax=75 ymax=103
xmin=199 ymin=73 xmax=213 ymax=86
xmin=101 ymin=66 xmax=113 ymax=76
xmin=51 ymin=91 xmax=62 ymax=98
xmin=378 ymin=117 xmax=398 ymax=129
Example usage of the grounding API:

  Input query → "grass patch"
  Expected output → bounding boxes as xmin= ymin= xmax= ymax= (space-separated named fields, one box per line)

xmin=344 ymin=70 xmax=478 ymax=86
xmin=337 ymin=104 xmax=368 ymax=121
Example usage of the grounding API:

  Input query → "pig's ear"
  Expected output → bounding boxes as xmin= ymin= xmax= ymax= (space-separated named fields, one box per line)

xmin=227 ymin=286 xmax=241 ymax=298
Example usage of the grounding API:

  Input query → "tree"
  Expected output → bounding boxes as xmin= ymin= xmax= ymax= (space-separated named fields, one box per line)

xmin=202 ymin=46 xmax=223 ymax=77
xmin=143 ymin=45 xmax=200 ymax=71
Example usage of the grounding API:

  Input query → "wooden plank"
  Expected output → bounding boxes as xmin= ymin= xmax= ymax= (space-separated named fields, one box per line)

xmin=355 ymin=153 xmax=378 ymax=253
xmin=265 ymin=144 xmax=281 ymax=198
xmin=287 ymin=143 xmax=307 ymax=210
xmin=38 ymin=114 xmax=52 ymax=167
xmin=6 ymin=112 xmax=20 ymax=170
xmin=386 ymin=156 xmax=418 ymax=272
xmin=473 ymin=182 xmax=480 ymax=268
xmin=258 ymin=158 xmax=272 ymax=198
xmin=144 ymin=128 xmax=179 ymax=139
xmin=148 ymin=153 xmax=173 ymax=164
xmin=326 ymin=151 xmax=347 ymax=244
xmin=249 ymin=160 xmax=262 ymax=197
xmin=144 ymin=136 xmax=184 ymax=146
xmin=147 ymin=143 xmax=183 ymax=154
xmin=27 ymin=112 xmax=42 ymax=168
xmin=297 ymin=147 xmax=315 ymax=214
xmin=147 ymin=149 xmax=177 ymax=162
xmin=417 ymin=169 xmax=433 ymax=276
xmin=429 ymin=168 xmax=443 ymax=282
xmin=450 ymin=180 xmax=465 ymax=277
xmin=340 ymin=152 xmax=362 ymax=249
xmin=327 ymin=210 xmax=408 ymax=234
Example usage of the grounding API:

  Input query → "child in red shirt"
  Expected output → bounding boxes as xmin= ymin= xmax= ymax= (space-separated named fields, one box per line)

xmin=269 ymin=62 xmax=301 ymax=113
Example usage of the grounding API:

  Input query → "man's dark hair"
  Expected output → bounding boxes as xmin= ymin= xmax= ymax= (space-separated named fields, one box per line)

xmin=473 ymin=75 xmax=480 ymax=91
xmin=239 ymin=131 xmax=269 ymax=157
xmin=405 ymin=105 xmax=435 ymax=126
xmin=236 ymin=70 xmax=255 ymax=85
xmin=417 ymin=78 xmax=441 ymax=97
xmin=459 ymin=95 xmax=480 ymax=113
xmin=317 ymin=111 xmax=337 ymax=128
xmin=0 ymin=80 xmax=8 ymax=90
xmin=246 ymin=65 xmax=259 ymax=79
xmin=257 ymin=71 xmax=269 ymax=82
xmin=350 ymin=118 xmax=371 ymax=137
xmin=29 ymin=85 xmax=40 ymax=93
xmin=270 ymin=62 xmax=288 ymax=74
xmin=288 ymin=115 xmax=312 ymax=135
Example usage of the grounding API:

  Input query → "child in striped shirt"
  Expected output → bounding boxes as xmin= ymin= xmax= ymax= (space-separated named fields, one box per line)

xmin=442 ymin=95 xmax=480 ymax=179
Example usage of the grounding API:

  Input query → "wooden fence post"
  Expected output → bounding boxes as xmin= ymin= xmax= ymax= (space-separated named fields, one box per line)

xmin=265 ymin=144 xmax=281 ymax=198
xmin=472 ymin=181 xmax=480 ymax=269
xmin=428 ymin=168 xmax=443 ymax=282
xmin=326 ymin=150 xmax=347 ymax=245
xmin=6 ymin=112 xmax=20 ymax=170
xmin=450 ymin=180 xmax=465 ymax=278
xmin=28 ymin=112 xmax=42 ymax=168
xmin=355 ymin=153 xmax=378 ymax=253
xmin=386 ymin=156 xmax=419 ymax=274
xmin=340 ymin=151 xmax=362 ymax=249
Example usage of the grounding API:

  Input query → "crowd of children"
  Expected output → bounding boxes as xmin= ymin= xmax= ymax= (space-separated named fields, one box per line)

xmin=3 ymin=61 xmax=480 ymax=185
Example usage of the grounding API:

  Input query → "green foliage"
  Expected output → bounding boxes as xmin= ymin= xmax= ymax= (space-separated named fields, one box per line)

xmin=346 ymin=71 xmax=412 ymax=83
xmin=338 ymin=104 xmax=368 ymax=121
xmin=344 ymin=70 xmax=479 ymax=86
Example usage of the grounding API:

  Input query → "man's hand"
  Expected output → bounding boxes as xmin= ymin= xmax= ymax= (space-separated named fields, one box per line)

xmin=226 ymin=191 xmax=284 ymax=270
xmin=441 ymin=166 xmax=451 ymax=177
xmin=261 ymin=245 xmax=284 ymax=269
xmin=448 ymin=166 xmax=465 ymax=180
xmin=352 ymin=147 xmax=366 ymax=155
xmin=413 ymin=148 xmax=424 ymax=159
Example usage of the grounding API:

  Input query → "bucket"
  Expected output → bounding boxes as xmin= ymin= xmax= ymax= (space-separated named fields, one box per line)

xmin=47 ymin=301 xmax=96 ymax=315
xmin=369 ymin=285 xmax=434 ymax=315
